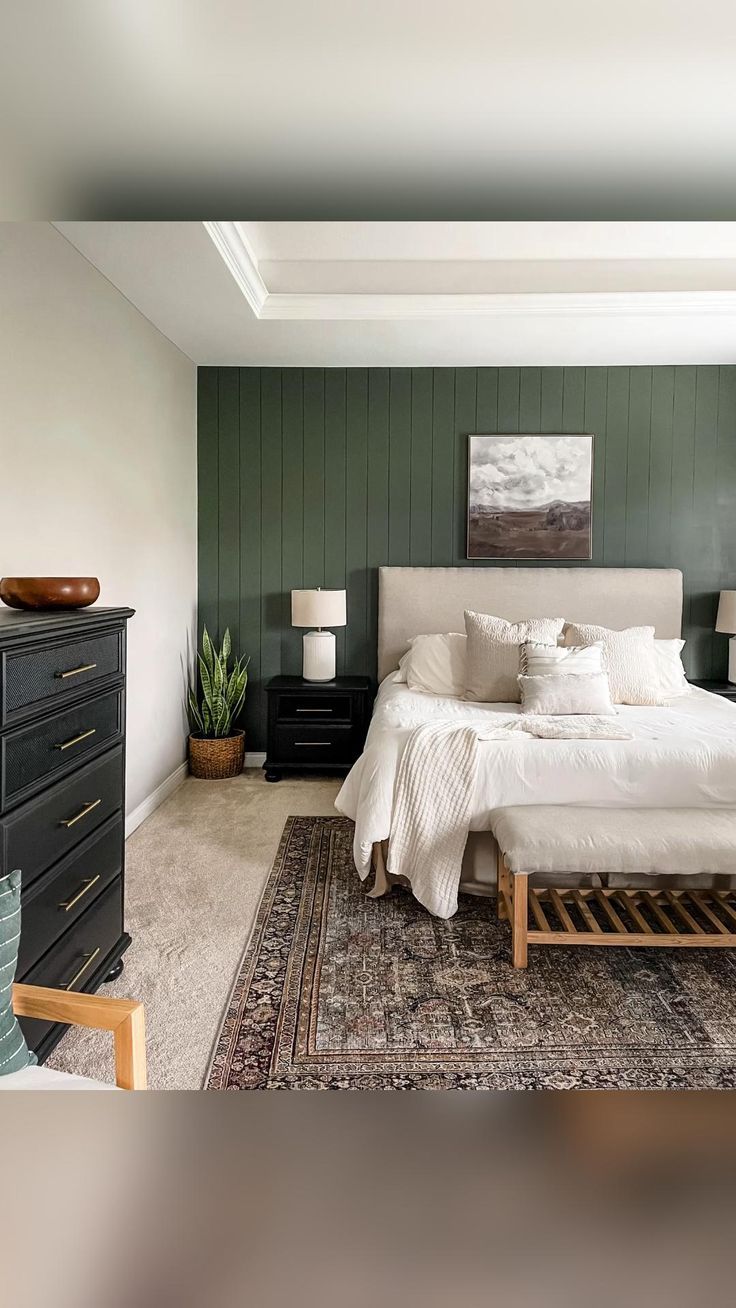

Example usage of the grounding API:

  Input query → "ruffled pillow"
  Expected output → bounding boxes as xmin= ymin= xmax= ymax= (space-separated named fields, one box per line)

xmin=464 ymin=611 xmax=565 ymax=703
xmin=565 ymin=623 xmax=663 ymax=705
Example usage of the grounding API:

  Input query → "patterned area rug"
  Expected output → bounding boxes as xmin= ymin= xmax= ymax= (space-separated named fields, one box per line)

xmin=206 ymin=816 xmax=736 ymax=1089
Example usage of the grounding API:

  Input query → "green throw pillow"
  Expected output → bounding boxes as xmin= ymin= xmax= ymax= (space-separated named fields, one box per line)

xmin=0 ymin=869 xmax=35 ymax=1076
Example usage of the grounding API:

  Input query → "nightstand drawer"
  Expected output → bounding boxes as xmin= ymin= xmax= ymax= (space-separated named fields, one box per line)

xmin=273 ymin=723 xmax=358 ymax=765
xmin=278 ymin=692 xmax=353 ymax=722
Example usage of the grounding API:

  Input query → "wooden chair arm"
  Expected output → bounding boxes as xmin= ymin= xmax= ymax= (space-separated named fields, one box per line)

xmin=12 ymin=984 xmax=147 ymax=1090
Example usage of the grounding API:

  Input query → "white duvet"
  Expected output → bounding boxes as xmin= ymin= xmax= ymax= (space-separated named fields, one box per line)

xmin=335 ymin=676 xmax=736 ymax=891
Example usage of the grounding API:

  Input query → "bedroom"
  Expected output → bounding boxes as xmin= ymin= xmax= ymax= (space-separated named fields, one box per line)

xmin=1 ymin=218 xmax=735 ymax=1092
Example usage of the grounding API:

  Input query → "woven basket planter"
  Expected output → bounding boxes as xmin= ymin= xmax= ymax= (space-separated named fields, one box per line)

xmin=189 ymin=729 xmax=245 ymax=779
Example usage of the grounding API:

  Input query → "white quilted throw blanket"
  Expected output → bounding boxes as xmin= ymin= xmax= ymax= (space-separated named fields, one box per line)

xmin=387 ymin=716 xmax=632 ymax=918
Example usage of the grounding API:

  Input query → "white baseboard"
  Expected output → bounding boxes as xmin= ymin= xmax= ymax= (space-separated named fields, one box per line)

xmin=125 ymin=761 xmax=188 ymax=839
xmin=245 ymin=751 xmax=266 ymax=768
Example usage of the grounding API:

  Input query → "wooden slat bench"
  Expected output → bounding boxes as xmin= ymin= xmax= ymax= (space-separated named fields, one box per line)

xmin=490 ymin=806 xmax=736 ymax=968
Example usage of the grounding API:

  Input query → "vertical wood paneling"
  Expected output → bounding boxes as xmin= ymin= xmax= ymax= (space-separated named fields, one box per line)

xmin=324 ymin=370 xmax=347 ymax=674
xmin=453 ymin=369 xmax=476 ymax=564
xmin=259 ymin=370 xmax=283 ymax=696
xmin=302 ymin=369 xmax=325 ymax=588
xmin=625 ymin=368 xmax=652 ymax=565
xmin=199 ymin=366 xmax=736 ymax=748
xmin=217 ymin=369 xmax=240 ymax=646
xmin=280 ymin=370 xmax=304 ymax=674
xmin=197 ymin=368 xmax=219 ymax=643
xmin=410 ymin=369 xmax=433 ymax=565
xmin=431 ymin=369 xmax=455 ymax=563
xmin=239 ymin=369 xmax=262 ymax=743
xmin=388 ymin=369 xmax=411 ymax=564
xmin=345 ymin=369 xmax=369 ymax=671
xmin=366 ymin=370 xmax=390 ymax=672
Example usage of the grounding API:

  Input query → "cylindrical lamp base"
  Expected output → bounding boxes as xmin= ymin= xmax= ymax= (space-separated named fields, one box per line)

xmin=729 ymin=636 xmax=736 ymax=685
xmin=303 ymin=630 xmax=336 ymax=682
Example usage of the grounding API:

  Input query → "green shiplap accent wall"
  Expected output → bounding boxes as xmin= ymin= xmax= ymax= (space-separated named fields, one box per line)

xmin=198 ymin=366 xmax=736 ymax=750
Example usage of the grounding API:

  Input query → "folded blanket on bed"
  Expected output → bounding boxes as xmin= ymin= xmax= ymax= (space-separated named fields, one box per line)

xmin=386 ymin=717 xmax=633 ymax=918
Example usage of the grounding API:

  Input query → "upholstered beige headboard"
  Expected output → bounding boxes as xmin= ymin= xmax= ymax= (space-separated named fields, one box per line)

xmin=377 ymin=566 xmax=683 ymax=680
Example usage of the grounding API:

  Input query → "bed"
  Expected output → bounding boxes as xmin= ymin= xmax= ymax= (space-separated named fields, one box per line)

xmin=335 ymin=566 xmax=736 ymax=911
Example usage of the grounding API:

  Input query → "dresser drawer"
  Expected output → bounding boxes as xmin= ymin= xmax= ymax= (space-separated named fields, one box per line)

xmin=18 ymin=877 xmax=124 ymax=1052
xmin=277 ymin=692 xmax=353 ymax=722
xmin=1 ymin=688 xmax=123 ymax=812
xmin=1 ymin=746 xmax=123 ymax=885
xmin=18 ymin=814 xmax=123 ymax=975
xmin=3 ymin=629 xmax=123 ymax=724
xmin=273 ymin=723 xmax=359 ymax=766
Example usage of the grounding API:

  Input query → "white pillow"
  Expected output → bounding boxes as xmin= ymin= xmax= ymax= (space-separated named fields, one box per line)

xmin=520 ymin=640 xmax=604 ymax=677
xmin=565 ymin=622 xmax=663 ymax=705
xmin=464 ymin=611 xmax=566 ymax=703
xmin=654 ymin=638 xmax=688 ymax=698
xmin=397 ymin=632 xmax=466 ymax=697
xmin=519 ymin=671 xmax=615 ymax=716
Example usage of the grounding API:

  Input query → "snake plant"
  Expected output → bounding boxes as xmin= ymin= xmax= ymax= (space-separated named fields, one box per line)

xmin=188 ymin=626 xmax=249 ymax=738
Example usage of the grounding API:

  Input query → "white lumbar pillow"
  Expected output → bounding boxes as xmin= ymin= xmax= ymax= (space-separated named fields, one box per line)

xmin=397 ymin=632 xmax=467 ymax=697
xmin=520 ymin=640 xmax=605 ymax=677
xmin=565 ymin=622 xmax=663 ymax=705
xmin=654 ymin=638 xmax=688 ymax=698
xmin=518 ymin=671 xmax=615 ymax=716
xmin=464 ymin=611 xmax=565 ymax=703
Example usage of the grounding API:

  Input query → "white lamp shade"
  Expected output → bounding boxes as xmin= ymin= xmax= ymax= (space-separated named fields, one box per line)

xmin=291 ymin=588 xmax=346 ymax=628
xmin=716 ymin=590 xmax=736 ymax=634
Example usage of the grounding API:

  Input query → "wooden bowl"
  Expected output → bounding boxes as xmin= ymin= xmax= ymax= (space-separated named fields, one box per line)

xmin=0 ymin=577 xmax=101 ymax=610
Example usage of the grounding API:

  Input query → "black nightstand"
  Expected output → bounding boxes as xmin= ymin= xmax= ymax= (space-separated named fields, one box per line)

xmin=264 ymin=676 xmax=373 ymax=782
xmin=688 ymin=679 xmax=736 ymax=702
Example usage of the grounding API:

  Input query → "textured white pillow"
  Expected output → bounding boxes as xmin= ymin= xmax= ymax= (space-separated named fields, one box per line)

xmin=397 ymin=632 xmax=466 ymax=697
xmin=565 ymin=623 xmax=663 ymax=705
xmin=464 ymin=611 xmax=565 ymax=703
xmin=520 ymin=640 xmax=604 ymax=677
xmin=519 ymin=671 xmax=615 ymax=716
xmin=654 ymin=638 xmax=688 ymax=698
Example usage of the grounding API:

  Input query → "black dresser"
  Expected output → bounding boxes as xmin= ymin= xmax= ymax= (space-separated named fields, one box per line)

xmin=0 ymin=606 xmax=134 ymax=1060
xmin=264 ymin=675 xmax=373 ymax=782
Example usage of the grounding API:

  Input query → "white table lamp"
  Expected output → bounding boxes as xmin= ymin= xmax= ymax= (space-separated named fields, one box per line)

xmin=291 ymin=588 xmax=347 ymax=681
xmin=716 ymin=590 xmax=736 ymax=684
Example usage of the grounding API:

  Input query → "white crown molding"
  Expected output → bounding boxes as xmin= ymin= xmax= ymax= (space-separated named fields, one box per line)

xmin=204 ymin=221 xmax=268 ymax=316
xmin=204 ymin=224 xmax=736 ymax=322
xmin=259 ymin=291 xmax=736 ymax=320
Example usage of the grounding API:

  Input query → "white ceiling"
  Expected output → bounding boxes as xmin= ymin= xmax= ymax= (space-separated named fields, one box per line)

xmin=54 ymin=221 xmax=736 ymax=366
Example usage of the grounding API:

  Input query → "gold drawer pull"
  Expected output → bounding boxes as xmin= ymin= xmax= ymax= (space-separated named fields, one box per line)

xmin=60 ymin=798 xmax=102 ymax=828
xmin=296 ymin=708 xmax=332 ymax=713
xmin=56 ymin=728 xmax=96 ymax=751
xmin=295 ymin=740 xmax=331 ymax=746
xmin=56 ymin=662 xmax=97 ymax=680
xmin=59 ymin=875 xmax=101 ymax=912
xmin=60 ymin=946 xmax=101 ymax=990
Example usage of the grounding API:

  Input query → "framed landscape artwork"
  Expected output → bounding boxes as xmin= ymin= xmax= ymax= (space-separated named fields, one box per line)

xmin=467 ymin=434 xmax=593 ymax=560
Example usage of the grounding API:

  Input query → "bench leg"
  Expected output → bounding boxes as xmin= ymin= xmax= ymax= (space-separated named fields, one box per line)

xmin=512 ymin=873 xmax=528 ymax=969
xmin=497 ymin=850 xmax=510 ymax=919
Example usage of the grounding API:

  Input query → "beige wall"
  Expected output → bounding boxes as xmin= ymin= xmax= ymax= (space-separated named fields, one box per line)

xmin=0 ymin=222 xmax=197 ymax=818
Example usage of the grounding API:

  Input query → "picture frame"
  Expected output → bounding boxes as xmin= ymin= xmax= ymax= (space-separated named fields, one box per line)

xmin=467 ymin=434 xmax=594 ymax=560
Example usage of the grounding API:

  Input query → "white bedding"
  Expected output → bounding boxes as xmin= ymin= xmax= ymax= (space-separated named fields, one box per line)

xmin=335 ymin=676 xmax=736 ymax=889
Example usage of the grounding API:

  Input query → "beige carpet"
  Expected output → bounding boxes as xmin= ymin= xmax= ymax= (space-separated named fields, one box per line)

xmin=46 ymin=770 xmax=341 ymax=1089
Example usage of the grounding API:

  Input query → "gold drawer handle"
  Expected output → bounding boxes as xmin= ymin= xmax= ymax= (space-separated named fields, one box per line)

xmin=56 ymin=728 xmax=96 ymax=751
xmin=56 ymin=662 xmax=97 ymax=680
xmin=296 ymin=708 xmax=332 ymax=713
xmin=60 ymin=798 xmax=102 ymax=828
xmin=295 ymin=740 xmax=331 ymax=746
xmin=59 ymin=875 xmax=101 ymax=912
xmin=60 ymin=946 xmax=101 ymax=991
